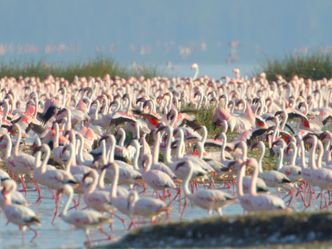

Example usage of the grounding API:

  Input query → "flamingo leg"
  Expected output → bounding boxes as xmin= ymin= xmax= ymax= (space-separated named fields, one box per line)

xmin=19 ymin=225 xmax=25 ymax=243
xmin=18 ymin=176 xmax=28 ymax=195
xmin=98 ymin=227 xmax=112 ymax=240
xmin=32 ymin=180 xmax=42 ymax=204
xmin=51 ymin=191 xmax=61 ymax=224
xmin=69 ymin=195 xmax=81 ymax=211
xmin=84 ymin=230 xmax=92 ymax=247
xmin=28 ymin=226 xmax=39 ymax=242
xmin=180 ymin=197 xmax=188 ymax=219
xmin=286 ymin=188 xmax=295 ymax=207
xmin=113 ymin=213 xmax=127 ymax=228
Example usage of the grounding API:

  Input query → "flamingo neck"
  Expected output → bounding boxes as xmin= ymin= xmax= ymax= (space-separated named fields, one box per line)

xmin=193 ymin=67 xmax=199 ymax=80
xmin=107 ymin=135 xmax=116 ymax=163
xmin=65 ymin=109 xmax=72 ymax=131
xmin=111 ymin=163 xmax=119 ymax=199
xmin=93 ymin=100 xmax=100 ymax=121
xmin=326 ymin=140 xmax=332 ymax=162
xmin=61 ymin=186 xmax=73 ymax=217
xmin=272 ymin=117 xmax=280 ymax=142
xmin=237 ymin=163 xmax=245 ymax=197
xmin=182 ymin=163 xmax=193 ymax=196
xmin=124 ymin=96 xmax=132 ymax=113
xmin=152 ymin=131 xmax=161 ymax=164
xmin=291 ymin=142 xmax=297 ymax=166
xmin=134 ymin=122 xmax=140 ymax=140
xmin=220 ymin=133 xmax=227 ymax=161
xmin=170 ymin=109 xmax=178 ymax=128
xmin=4 ymin=134 xmax=12 ymax=160
xmin=34 ymin=150 xmax=42 ymax=171
xmin=77 ymin=135 xmax=85 ymax=165
xmin=65 ymin=145 xmax=75 ymax=173
xmin=143 ymin=154 xmax=151 ymax=172
xmin=53 ymin=123 xmax=59 ymax=149
xmin=62 ymin=88 xmax=67 ymax=108
xmin=302 ymin=102 xmax=309 ymax=115
xmin=316 ymin=140 xmax=324 ymax=169
xmin=98 ymin=167 xmax=106 ymax=189
xmin=69 ymin=131 xmax=77 ymax=165
xmin=300 ymin=140 xmax=307 ymax=168
xmin=197 ymin=142 xmax=204 ymax=159
xmin=3 ymin=100 xmax=9 ymax=121
xmin=250 ymin=162 xmax=258 ymax=196
xmin=86 ymin=170 xmax=98 ymax=194
xmin=13 ymin=126 xmax=22 ymax=156
xmin=118 ymin=129 xmax=126 ymax=147
xmin=41 ymin=145 xmax=51 ymax=174
xmin=258 ymin=143 xmax=265 ymax=173
xmin=280 ymin=113 xmax=288 ymax=130
xmin=165 ymin=126 xmax=173 ymax=164
xmin=176 ymin=129 xmax=184 ymax=159
xmin=132 ymin=140 xmax=140 ymax=170
xmin=309 ymin=138 xmax=318 ymax=169
xmin=101 ymin=140 xmax=107 ymax=165
xmin=201 ymin=126 xmax=207 ymax=153
xmin=277 ymin=146 xmax=285 ymax=170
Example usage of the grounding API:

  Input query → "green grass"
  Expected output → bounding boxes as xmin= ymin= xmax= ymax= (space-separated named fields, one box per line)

xmin=259 ymin=52 xmax=332 ymax=81
xmin=0 ymin=57 xmax=159 ymax=81
xmin=180 ymin=104 xmax=277 ymax=170
xmin=181 ymin=104 xmax=224 ymax=138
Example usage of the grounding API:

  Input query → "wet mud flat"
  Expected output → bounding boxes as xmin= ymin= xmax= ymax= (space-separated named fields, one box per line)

xmin=95 ymin=211 xmax=332 ymax=248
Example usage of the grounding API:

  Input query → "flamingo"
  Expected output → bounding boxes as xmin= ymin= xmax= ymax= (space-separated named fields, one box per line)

xmin=0 ymin=178 xmax=28 ymax=206
xmin=140 ymin=153 xmax=176 ymax=196
xmin=82 ymin=169 xmax=114 ymax=213
xmin=2 ymin=125 xmax=35 ymax=193
xmin=60 ymin=184 xmax=112 ymax=246
xmin=237 ymin=158 xmax=288 ymax=212
xmin=34 ymin=143 xmax=78 ymax=223
xmin=251 ymin=141 xmax=291 ymax=188
xmin=177 ymin=160 xmax=236 ymax=215
xmin=127 ymin=190 xmax=169 ymax=229
xmin=0 ymin=181 xmax=40 ymax=242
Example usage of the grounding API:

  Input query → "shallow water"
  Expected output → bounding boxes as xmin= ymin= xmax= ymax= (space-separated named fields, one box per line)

xmin=0 ymin=143 xmax=326 ymax=249
xmin=0 ymin=176 xmax=326 ymax=249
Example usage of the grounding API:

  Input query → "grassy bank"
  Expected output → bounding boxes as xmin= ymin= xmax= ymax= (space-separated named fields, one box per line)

xmin=260 ymin=52 xmax=332 ymax=81
xmin=95 ymin=211 xmax=332 ymax=248
xmin=0 ymin=58 xmax=159 ymax=81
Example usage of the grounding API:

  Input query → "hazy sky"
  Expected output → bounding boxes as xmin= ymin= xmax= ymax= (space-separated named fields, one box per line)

xmin=0 ymin=0 xmax=331 ymax=66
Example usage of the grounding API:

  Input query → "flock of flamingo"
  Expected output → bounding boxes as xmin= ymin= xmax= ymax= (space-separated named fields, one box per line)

xmin=0 ymin=64 xmax=331 ymax=246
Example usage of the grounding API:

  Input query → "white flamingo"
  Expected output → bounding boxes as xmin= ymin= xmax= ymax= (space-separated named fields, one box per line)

xmin=178 ymin=160 xmax=236 ymax=215
xmin=252 ymin=141 xmax=291 ymax=188
xmin=0 ymin=182 xmax=40 ymax=242
xmin=237 ymin=158 xmax=288 ymax=213
xmin=60 ymin=184 xmax=112 ymax=246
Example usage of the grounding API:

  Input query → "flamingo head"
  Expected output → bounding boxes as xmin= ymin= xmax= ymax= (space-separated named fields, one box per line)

xmin=101 ymin=162 xmax=113 ymax=172
xmin=319 ymin=131 xmax=332 ymax=141
xmin=174 ymin=161 xmax=187 ymax=172
xmin=191 ymin=63 xmax=198 ymax=70
xmin=82 ymin=171 xmax=94 ymax=184
xmin=32 ymin=143 xmax=42 ymax=155
xmin=250 ymin=141 xmax=261 ymax=150
xmin=225 ymin=160 xmax=242 ymax=172
xmin=244 ymin=158 xmax=258 ymax=168
xmin=60 ymin=145 xmax=68 ymax=158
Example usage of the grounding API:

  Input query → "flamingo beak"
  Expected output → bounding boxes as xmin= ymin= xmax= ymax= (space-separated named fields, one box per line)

xmin=101 ymin=163 xmax=111 ymax=171
xmin=82 ymin=171 xmax=92 ymax=183
xmin=175 ymin=161 xmax=186 ymax=171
